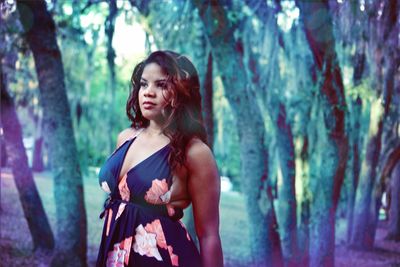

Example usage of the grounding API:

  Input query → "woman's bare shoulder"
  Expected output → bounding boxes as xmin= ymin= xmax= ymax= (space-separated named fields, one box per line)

xmin=185 ymin=138 xmax=215 ymax=169
xmin=116 ymin=127 xmax=141 ymax=147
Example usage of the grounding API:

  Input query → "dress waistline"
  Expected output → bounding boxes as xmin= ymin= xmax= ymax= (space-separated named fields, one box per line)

xmin=99 ymin=196 xmax=183 ymax=221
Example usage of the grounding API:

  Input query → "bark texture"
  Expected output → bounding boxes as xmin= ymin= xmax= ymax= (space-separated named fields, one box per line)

xmin=351 ymin=0 xmax=398 ymax=249
xmin=296 ymin=1 xmax=349 ymax=266
xmin=345 ymin=39 xmax=365 ymax=242
xmin=202 ymin=51 xmax=214 ymax=148
xmin=16 ymin=1 xmax=87 ymax=266
xmin=193 ymin=1 xmax=283 ymax=266
xmin=1 ymin=47 xmax=54 ymax=253
xmin=105 ymin=0 xmax=117 ymax=154
xmin=242 ymin=2 xmax=298 ymax=265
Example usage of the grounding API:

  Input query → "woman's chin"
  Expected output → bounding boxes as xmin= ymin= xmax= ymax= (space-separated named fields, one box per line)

xmin=141 ymin=112 xmax=165 ymax=123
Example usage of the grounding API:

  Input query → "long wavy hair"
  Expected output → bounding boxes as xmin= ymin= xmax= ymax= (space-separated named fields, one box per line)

xmin=126 ymin=50 xmax=207 ymax=172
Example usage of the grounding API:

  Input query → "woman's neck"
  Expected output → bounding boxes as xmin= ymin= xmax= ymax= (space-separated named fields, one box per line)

xmin=144 ymin=120 xmax=165 ymax=137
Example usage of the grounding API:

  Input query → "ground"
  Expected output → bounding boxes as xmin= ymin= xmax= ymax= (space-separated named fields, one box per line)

xmin=1 ymin=169 xmax=399 ymax=267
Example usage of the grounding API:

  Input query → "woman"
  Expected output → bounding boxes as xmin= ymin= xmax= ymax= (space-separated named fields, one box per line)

xmin=96 ymin=50 xmax=223 ymax=267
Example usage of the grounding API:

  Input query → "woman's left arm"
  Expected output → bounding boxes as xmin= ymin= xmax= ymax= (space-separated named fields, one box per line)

xmin=186 ymin=140 xmax=223 ymax=267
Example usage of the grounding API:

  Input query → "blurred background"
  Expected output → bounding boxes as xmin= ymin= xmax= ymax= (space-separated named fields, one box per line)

xmin=1 ymin=0 xmax=399 ymax=266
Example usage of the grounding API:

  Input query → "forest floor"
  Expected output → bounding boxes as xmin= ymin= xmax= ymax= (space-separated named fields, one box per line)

xmin=1 ymin=168 xmax=400 ymax=267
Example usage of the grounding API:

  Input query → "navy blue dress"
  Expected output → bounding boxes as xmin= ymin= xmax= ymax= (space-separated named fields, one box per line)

xmin=96 ymin=134 xmax=201 ymax=267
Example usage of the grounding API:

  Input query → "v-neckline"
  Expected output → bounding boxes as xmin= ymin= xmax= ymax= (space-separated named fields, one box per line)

xmin=118 ymin=136 xmax=170 ymax=179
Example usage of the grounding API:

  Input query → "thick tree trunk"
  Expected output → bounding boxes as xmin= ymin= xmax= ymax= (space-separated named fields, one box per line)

xmin=16 ymin=1 xmax=87 ymax=266
xmin=351 ymin=1 xmax=398 ymax=245
xmin=350 ymin=102 xmax=385 ymax=248
xmin=1 ymin=50 xmax=54 ymax=253
xmin=262 ymin=41 xmax=298 ymax=264
xmin=242 ymin=4 xmax=298 ymax=264
xmin=369 ymin=3 xmax=400 ymax=244
xmin=296 ymin=1 xmax=349 ymax=267
xmin=193 ymin=1 xmax=283 ymax=266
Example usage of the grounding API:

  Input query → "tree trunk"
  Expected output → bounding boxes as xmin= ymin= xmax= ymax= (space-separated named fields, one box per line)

xmin=275 ymin=103 xmax=297 ymax=266
xmin=253 ymin=29 xmax=298 ymax=266
xmin=351 ymin=0 xmax=398 ymax=246
xmin=346 ymin=39 xmax=365 ymax=242
xmin=350 ymin=101 xmax=385 ymax=248
xmin=193 ymin=1 xmax=283 ymax=266
xmin=368 ymin=2 xmax=400 ymax=246
xmin=202 ymin=51 xmax=214 ymax=148
xmin=32 ymin=114 xmax=45 ymax=172
xmin=297 ymin=135 xmax=310 ymax=267
xmin=1 ymin=46 xmax=54 ymax=253
xmin=16 ymin=1 xmax=87 ymax=266
xmin=345 ymin=96 xmax=362 ymax=242
xmin=296 ymin=1 xmax=349 ymax=267
xmin=105 ymin=0 xmax=117 ymax=154
xmin=241 ymin=3 xmax=298 ymax=264
xmin=386 ymin=160 xmax=400 ymax=240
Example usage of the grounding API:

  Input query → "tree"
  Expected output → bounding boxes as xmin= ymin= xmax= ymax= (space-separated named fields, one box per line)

xmin=193 ymin=1 xmax=283 ymax=266
xmin=105 ymin=0 xmax=118 ymax=154
xmin=328 ymin=0 xmax=367 ymax=243
xmin=0 ymin=10 xmax=54 ymax=253
xmin=296 ymin=1 xmax=349 ymax=267
xmin=242 ymin=2 xmax=298 ymax=264
xmin=16 ymin=1 xmax=87 ymax=266
xmin=351 ymin=0 xmax=398 ymax=249
xmin=382 ymin=146 xmax=400 ymax=240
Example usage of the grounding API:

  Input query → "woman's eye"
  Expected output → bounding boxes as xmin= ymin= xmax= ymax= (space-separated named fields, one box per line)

xmin=140 ymin=82 xmax=147 ymax=88
xmin=157 ymin=83 xmax=167 ymax=89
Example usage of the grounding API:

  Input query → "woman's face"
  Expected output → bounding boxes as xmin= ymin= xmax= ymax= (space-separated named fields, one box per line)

xmin=139 ymin=62 xmax=172 ymax=123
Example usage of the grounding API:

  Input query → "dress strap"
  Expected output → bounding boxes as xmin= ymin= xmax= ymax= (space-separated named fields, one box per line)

xmin=131 ymin=128 xmax=144 ymax=140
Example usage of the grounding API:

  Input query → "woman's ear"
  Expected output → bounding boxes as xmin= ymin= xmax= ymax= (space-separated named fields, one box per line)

xmin=170 ymin=98 xmax=177 ymax=108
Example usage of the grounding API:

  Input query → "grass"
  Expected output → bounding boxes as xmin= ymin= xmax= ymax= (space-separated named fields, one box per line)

xmin=1 ymin=169 xmax=400 ymax=267
xmin=0 ymin=169 xmax=252 ymax=267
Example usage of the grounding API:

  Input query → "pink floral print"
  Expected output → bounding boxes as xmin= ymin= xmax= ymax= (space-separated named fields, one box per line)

xmin=167 ymin=245 xmax=179 ymax=266
xmin=115 ymin=203 xmax=126 ymax=221
xmin=144 ymin=219 xmax=167 ymax=249
xmin=118 ymin=174 xmax=130 ymax=201
xmin=106 ymin=209 xmax=113 ymax=236
xmin=101 ymin=181 xmax=111 ymax=194
xmin=106 ymin=236 xmax=133 ymax=266
xmin=133 ymin=224 xmax=162 ymax=261
xmin=132 ymin=219 xmax=180 ymax=265
xmin=144 ymin=179 xmax=171 ymax=204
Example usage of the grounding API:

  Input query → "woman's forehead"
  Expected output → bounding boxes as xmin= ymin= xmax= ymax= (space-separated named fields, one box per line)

xmin=141 ymin=63 xmax=167 ymax=80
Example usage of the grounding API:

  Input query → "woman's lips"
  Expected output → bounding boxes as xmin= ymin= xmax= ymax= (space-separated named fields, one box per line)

xmin=143 ymin=101 xmax=155 ymax=109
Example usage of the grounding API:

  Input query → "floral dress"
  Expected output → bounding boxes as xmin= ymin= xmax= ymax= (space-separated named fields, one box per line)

xmin=96 ymin=132 xmax=201 ymax=267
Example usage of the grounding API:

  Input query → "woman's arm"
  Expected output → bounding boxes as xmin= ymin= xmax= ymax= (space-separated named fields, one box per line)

xmin=186 ymin=139 xmax=223 ymax=267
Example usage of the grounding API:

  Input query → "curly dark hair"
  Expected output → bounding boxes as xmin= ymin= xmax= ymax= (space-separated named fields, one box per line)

xmin=126 ymin=50 xmax=207 ymax=172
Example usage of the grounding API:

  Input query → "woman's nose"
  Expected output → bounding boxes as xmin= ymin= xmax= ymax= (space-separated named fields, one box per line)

xmin=144 ymin=85 xmax=155 ymax=97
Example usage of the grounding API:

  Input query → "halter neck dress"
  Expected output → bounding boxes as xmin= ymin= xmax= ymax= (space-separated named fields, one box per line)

xmin=96 ymin=131 xmax=201 ymax=267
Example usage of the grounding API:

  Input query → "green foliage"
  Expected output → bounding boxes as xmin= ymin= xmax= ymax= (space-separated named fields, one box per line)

xmin=346 ymin=78 xmax=376 ymax=102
